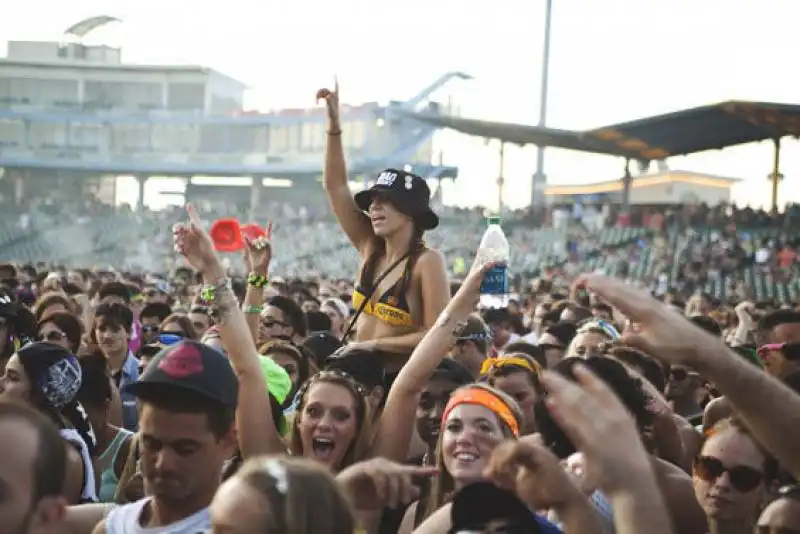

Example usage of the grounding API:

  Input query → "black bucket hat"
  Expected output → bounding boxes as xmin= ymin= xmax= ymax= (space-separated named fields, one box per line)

xmin=449 ymin=481 xmax=542 ymax=534
xmin=354 ymin=168 xmax=439 ymax=230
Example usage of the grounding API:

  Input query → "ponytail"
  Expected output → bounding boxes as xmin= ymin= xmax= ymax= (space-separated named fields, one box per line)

xmin=62 ymin=401 xmax=98 ymax=457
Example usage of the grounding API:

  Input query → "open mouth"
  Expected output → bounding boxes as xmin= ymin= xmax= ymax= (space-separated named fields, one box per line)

xmin=370 ymin=215 xmax=386 ymax=224
xmin=311 ymin=438 xmax=335 ymax=460
xmin=454 ymin=451 xmax=480 ymax=466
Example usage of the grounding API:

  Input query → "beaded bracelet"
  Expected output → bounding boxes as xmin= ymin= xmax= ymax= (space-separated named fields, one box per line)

xmin=210 ymin=293 xmax=238 ymax=325
xmin=247 ymin=273 xmax=268 ymax=289
xmin=200 ymin=277 xmax=232 ymax=303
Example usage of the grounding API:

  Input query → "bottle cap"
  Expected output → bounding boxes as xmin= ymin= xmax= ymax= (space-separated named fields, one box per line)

xmin=487 ymin=216 xmax=502 ymax=225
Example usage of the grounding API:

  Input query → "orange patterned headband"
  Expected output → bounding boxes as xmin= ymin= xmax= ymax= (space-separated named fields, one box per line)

xmin=479 ymin=356 xmax=542 ymax=377
xmin=441 ymin=387 xmax=520 ymax=437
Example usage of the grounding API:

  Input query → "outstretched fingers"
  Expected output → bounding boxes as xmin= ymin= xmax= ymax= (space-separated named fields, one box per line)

xmin=186 ymin=203 xmax=204 ymax=230
xmin=573 ymin=274 xmax=661 ymax=324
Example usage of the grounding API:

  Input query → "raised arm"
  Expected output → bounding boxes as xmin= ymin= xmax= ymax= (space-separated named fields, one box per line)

xmin=241 ymin=223 xmax=272 ymax=342
xmin=174 ymin=205 xmax=284 ymax=457
xmin=373 ymin=261 xmax=491 ymax=462
xmin=318 ymin=81 xmax=374 ymax=254
xmin=582 ymin=274 xmax=800 ymax=479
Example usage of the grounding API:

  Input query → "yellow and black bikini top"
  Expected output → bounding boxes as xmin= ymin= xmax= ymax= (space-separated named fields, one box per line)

xmin=351 ymin=252 xmax=416 ymax=328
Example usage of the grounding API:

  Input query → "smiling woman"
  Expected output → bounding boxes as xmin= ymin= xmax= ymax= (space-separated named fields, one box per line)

xmin=398 ymin=383 xmax=523 ymax=532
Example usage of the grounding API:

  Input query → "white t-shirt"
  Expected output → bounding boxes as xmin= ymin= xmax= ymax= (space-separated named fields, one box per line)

xmin=106 ymin=498 xmax=211 ymax=534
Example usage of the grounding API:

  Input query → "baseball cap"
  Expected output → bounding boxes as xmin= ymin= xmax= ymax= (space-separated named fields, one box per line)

xmin=124 ymin=340 xmax=238 ymax=409
xmin=257 ymin=355 xmax=292 ymax=406
xmin=454 ymin=314 xmax=492 ymax=343
xmin=303 ymin=331 xmax=342 ymax=365
xmin=325 ymin=345 xmax=385 ymax=390
xmin=449 ymin=482 xmax=542 ymax=534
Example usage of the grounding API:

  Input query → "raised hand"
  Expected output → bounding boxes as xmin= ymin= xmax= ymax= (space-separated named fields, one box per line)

xmin=172 ymin=204 xmax=220 ymax=276
xmin=485 ymin=437 xmax=582 ymax=511
xmin=316 ymin=77 xmax=341 ymax=131
xmin=243 ymin=221 xmax=272 ymax=276
xmin=336 ymin=457 xmax=437 ymax=510
xmin=447 ymin=260 xmax=496 ymax=317
xmin=573 ymin=274 xmax=720 ymax=367
xmin=541 ymin=365 xmax=654 ymax=496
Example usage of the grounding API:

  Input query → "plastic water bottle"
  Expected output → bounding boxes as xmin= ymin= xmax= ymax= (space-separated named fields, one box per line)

xmin=478 ymin=216 xmax=510 ymax=308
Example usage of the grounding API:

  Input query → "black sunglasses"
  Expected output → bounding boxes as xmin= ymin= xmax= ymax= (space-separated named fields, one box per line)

xmin=669 ymin=368 xmax=698 ymax=381
xmin=37 ymin=331 xmax=66 ymax=343
xmin=261 ymin=319 xmax=289 ymax=329
xmin=694 ymin=456 xmax=763 ymax=493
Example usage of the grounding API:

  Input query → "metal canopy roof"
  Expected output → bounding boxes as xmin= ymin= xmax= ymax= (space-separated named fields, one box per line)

xmin=397 ymin=110 xmax=642 ymax=159
xmin=64 ymin=16 xmax=120 ymax=38
xmin=402 ymin=101 xmax=800 ymax=162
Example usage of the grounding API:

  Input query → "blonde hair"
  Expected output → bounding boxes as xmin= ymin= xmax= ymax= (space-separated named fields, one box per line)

xmin=423 ymin=383 xmax=522 ymax=521
xmin=289 ymin=371 xmax=373 ymax=472
xmin=236 ymin=456 xmax=355 ymax=534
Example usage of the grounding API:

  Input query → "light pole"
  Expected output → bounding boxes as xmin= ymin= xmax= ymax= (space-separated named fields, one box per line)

xmin=531 ymin=0 xmax=553 ymax=210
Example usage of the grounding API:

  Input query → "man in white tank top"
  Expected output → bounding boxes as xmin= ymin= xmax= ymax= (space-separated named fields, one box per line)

xmin=95 ymin=341 xmax=238 ymax=534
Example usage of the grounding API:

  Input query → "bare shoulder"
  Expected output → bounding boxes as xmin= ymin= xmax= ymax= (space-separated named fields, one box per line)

xmin=415 ymin=248 xmax=446 ymax=271
xmin=65 ymin=503 xmax=114 ymax=534
xmin=91 ymin=520 xmax=107 ymax=534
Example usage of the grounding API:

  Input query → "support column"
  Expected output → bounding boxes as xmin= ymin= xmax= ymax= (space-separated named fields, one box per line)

xmin=531 ymin=0 xmax=553 ymax=210
xmin=497 ymin=141 xmax=506 ymax=213
xmin=184 ymin=177 xmax=192 ymax=205
xmin=136 ymin=175 xmax=147 ymax=211
xmin=161 ymin=83 xmax=169 ymax=109
xmin=14 ymin=171 xmax=24 ymax=206
xmin=622 ymin=159 xmax=633 ymax=214
xmin=770 ymin=138 xmax=782 ymax=214
xmin=250 ymin=176 xmax=263 ymax=219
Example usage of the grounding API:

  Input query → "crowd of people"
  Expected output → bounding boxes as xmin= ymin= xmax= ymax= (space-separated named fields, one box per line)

xmin=0 ymin=83 xmax=799 ymax=534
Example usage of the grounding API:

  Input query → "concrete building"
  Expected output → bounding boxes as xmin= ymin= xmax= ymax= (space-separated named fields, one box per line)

xmin=0 ymin=35 xmax=461 ymax=209
xmin=544 ymin=171 xmax=739 ymax=206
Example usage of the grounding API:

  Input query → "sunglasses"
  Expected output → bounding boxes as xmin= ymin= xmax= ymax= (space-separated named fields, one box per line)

xmin=456 ymin=331 xmax=493 ymax=344
xmin=669 ymin=367 xmax=698 ymax=381
xmin=694 ymin=456 xmax=763 ymax=493
xmin=261 ymin=319 xmax=289 ymax=329
xmin=142 ymin=325 xmax=160 ymax=334
xmin=156 ymin=333 xmax=183 ymax=345
xmin=756 ymin=343 xmax=800 ymax=361
xmin=778 ymin=484 xmax=800 ymax=497
xmin=37 ymin=331 xmax=66 ymax=343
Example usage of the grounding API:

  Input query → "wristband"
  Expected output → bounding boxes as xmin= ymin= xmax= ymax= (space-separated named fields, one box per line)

xmin=201 ymin=277 xmax=232 ymax=303
xmin=247 ymin=273 xmax=268 ymax=288
xmin=243 ymin=305 xmax=264 ymax=314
